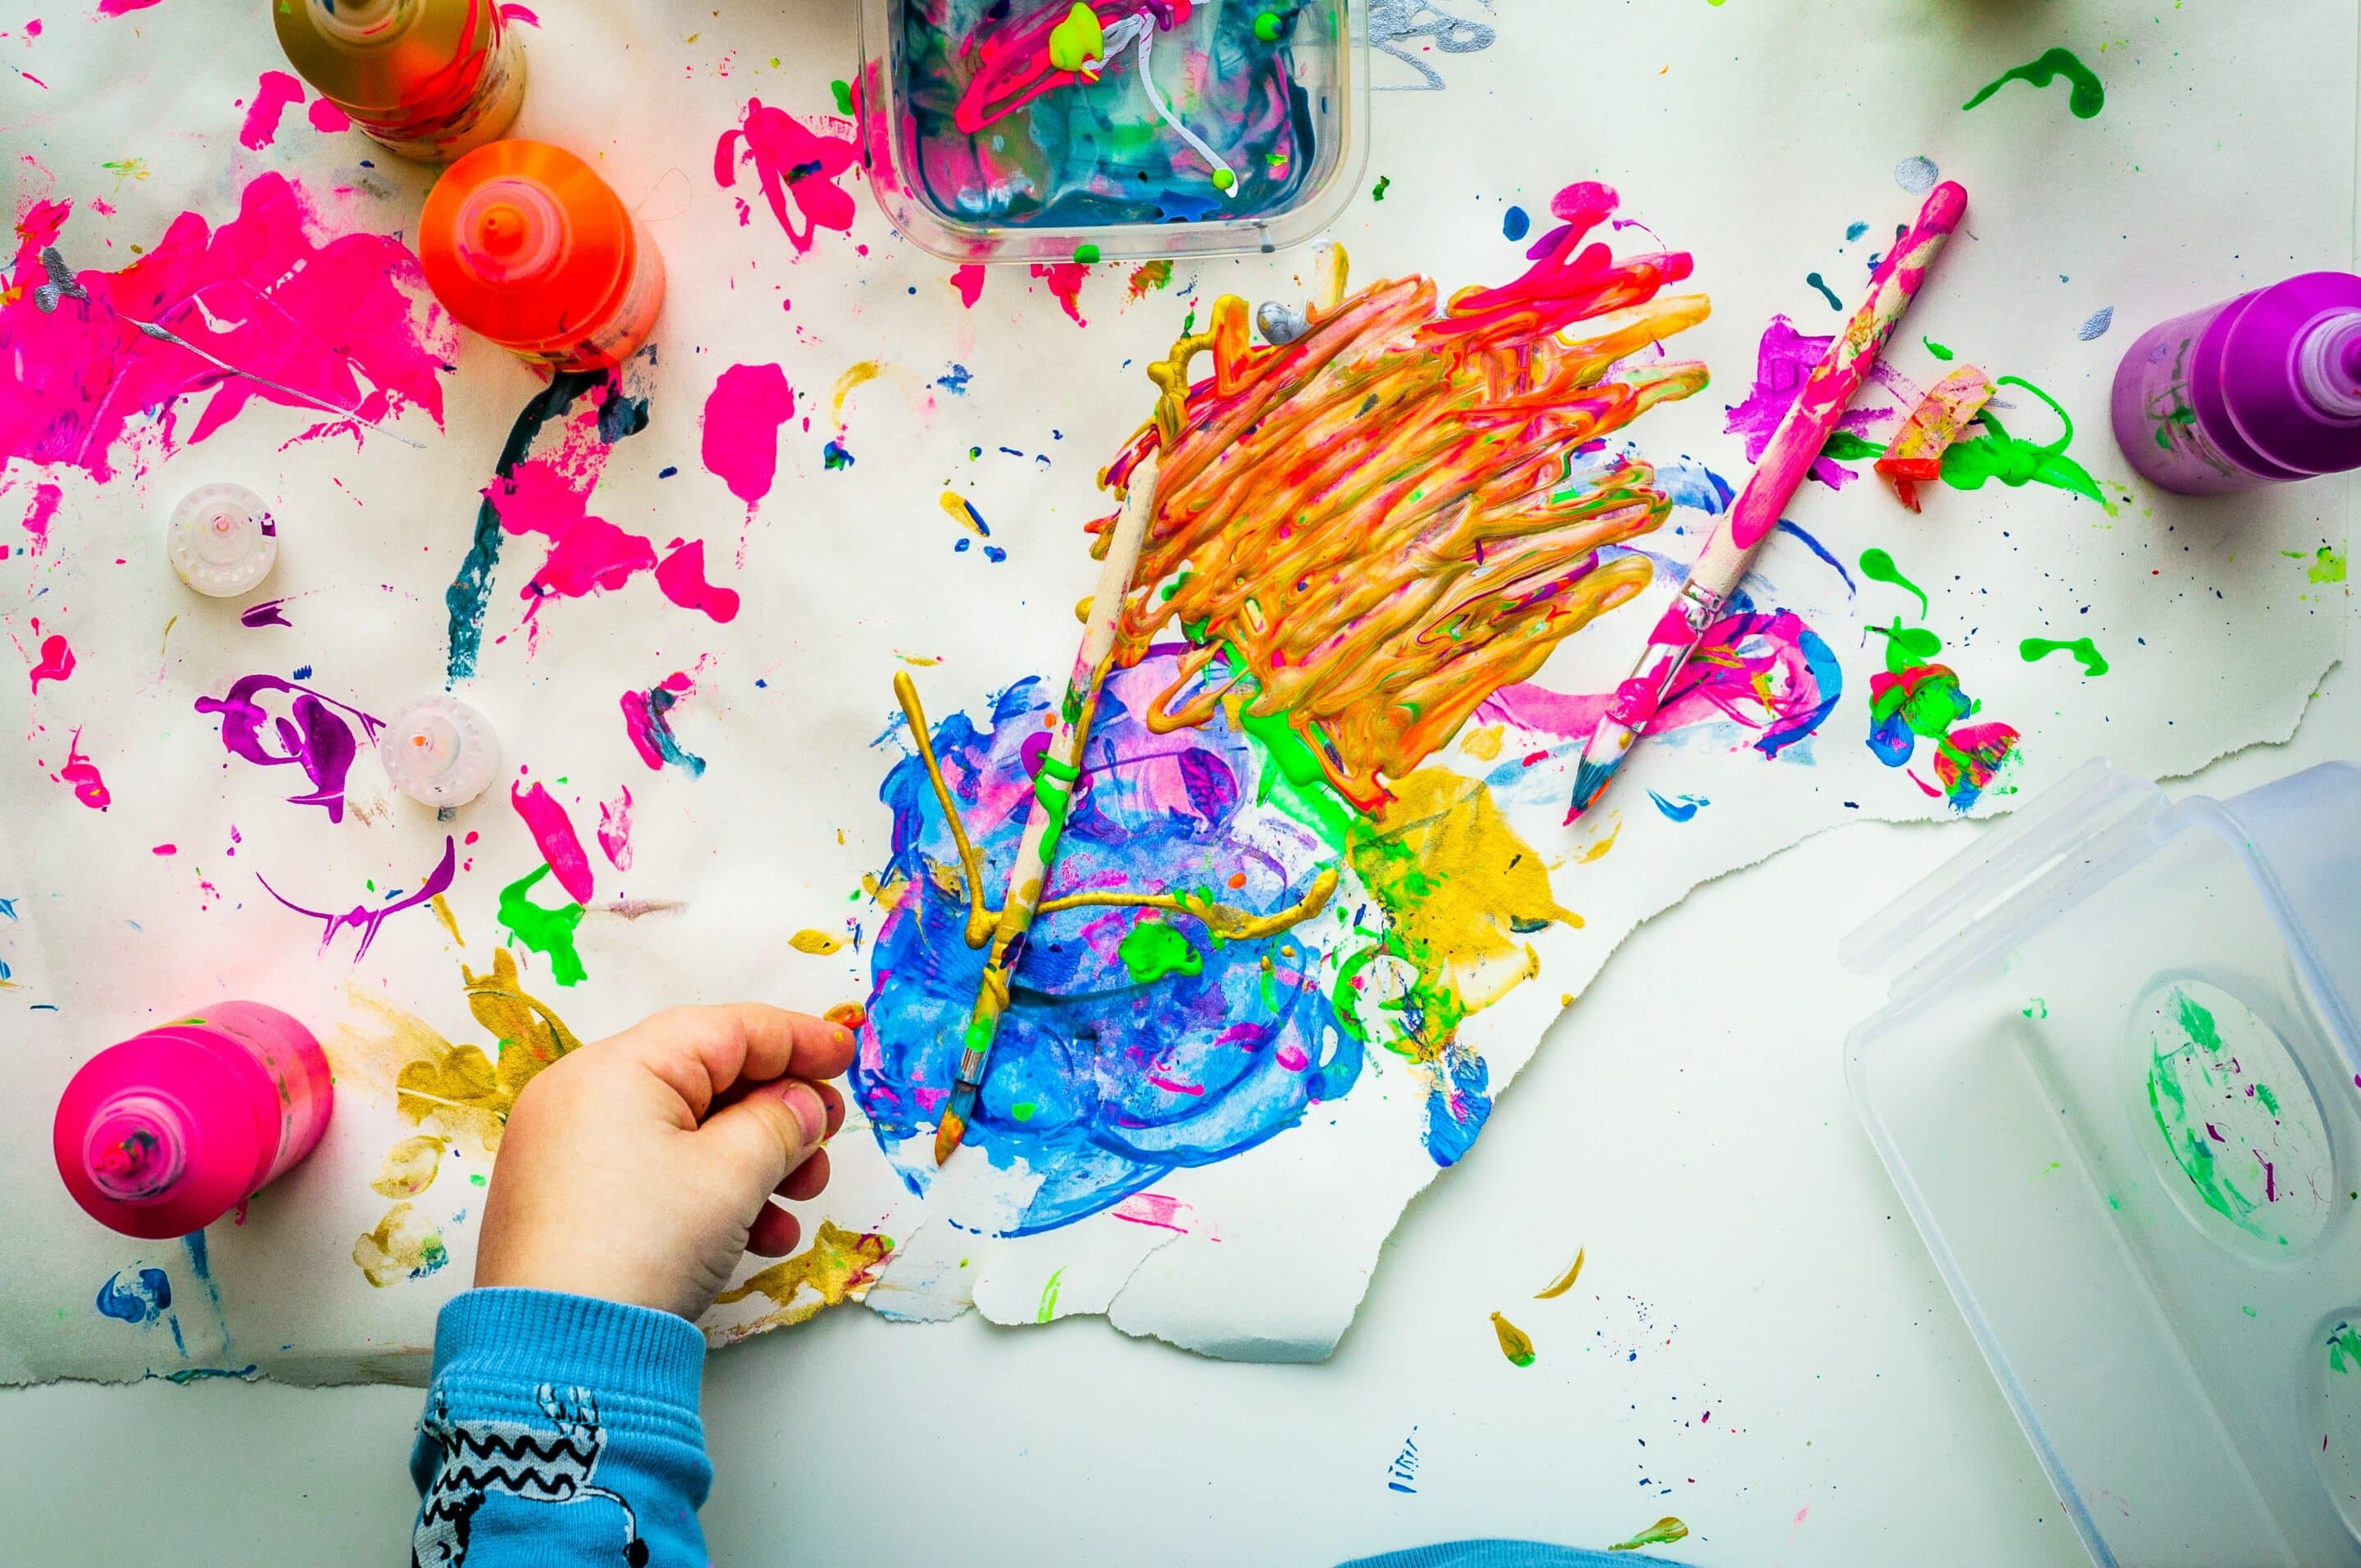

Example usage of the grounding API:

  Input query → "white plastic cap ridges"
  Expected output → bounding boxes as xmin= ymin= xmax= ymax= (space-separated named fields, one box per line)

xmin=168 ymin=483 xmax=278 ymax=598
xmin=377 ymin=695 xmax=501 ymax=808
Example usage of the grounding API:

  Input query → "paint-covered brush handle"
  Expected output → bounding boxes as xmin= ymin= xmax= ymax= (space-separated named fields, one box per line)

xmin=1690 ymin=181 xmax=1968 ymax=603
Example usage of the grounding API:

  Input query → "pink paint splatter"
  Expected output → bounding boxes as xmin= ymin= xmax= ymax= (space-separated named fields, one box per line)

xmin=152 ymin=843 xmax=175 ymax=855
xmin=1724 ymin=316 xmax=1898 ymax=491
xmin=57 ymin=728 xmax=107 ymax=809
xmin=699 ymin=361 xmax=796 ymax=510
xmin=952 ymin=265 xmax=986 ymax=309
xmin=1 ymin=174 xmax=453 ymax=486
xmin=306 ymin=98 xmax=351 ymax=134
xmin=1030 ymin=261 xmax=1089 ymax=325
xmin=621 ymin=672 xmax=704 ymax=776
xmin=96 ymin=0 xmax=166 ymax=14
xmin=238 ymin=70 xmax=307 ymax=151
xmin=1112 ymin=1193 xmax=1194 ymax=1234
xmin=28 ymin=631 xmax=72 ymax=690
xmin=510 ymin=779 xmax=595 ymax=905
xmin=714 ymin=98 xmax=859 ymax=256
xmin=653 ymin=539 xmax=740 ymax=624
xmin=20 ymin=481 xmax=59 ymax=555
xmin=497 ymin=2 xmax=539 ymax=25
xmin=597 ymin=785 xmax=634 ymax=870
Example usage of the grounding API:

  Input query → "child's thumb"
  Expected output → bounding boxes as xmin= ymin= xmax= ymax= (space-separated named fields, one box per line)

xmin=700 ymin=1078 xmax=827 ymax=1195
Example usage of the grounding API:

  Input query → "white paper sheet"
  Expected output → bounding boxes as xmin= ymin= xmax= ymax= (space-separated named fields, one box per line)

xmin=0 ymin=0 xmax=2349 ymax=1384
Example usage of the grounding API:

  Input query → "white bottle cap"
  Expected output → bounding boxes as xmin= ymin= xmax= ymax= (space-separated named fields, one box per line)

xmin=378 ymin=695 xmax=500 ymax=808
xmin=169 ymin=483 xmax=279 ymax=598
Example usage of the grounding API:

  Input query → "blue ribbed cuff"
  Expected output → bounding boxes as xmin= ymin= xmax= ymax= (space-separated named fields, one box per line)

xmin=429 ymin=1288 xmax=706 ymax=1448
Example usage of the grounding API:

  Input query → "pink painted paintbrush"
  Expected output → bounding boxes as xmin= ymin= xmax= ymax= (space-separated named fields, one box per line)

xmin=1568 ymin=180 xmax=1968 ymax=820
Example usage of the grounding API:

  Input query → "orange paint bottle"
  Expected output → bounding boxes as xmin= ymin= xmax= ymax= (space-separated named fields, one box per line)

xmin=420 ymin=140 xmax=665 ymax=371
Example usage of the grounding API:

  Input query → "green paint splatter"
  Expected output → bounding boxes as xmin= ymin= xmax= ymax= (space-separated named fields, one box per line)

xmin=1608 ymin=1518 xmax=1690 ymax=1553
xmin=1010 ymin=1101 xmax=1039 ymax=1123
xmin=1859 ymin=548 xmax=1929 ymax=616
xmin=1490 ymin=1311 xmax=1536 ymax=1367
xmin=1923 ymin=336 xmax=1956 ymax=361
xmin=2147 ymin=989 xmax=2267 ymax=1240
xmin=2310 ymin=546 xmax=2349 ymax=585
xmin=2331 ymin=1322 xmax=2361 ymax=1375
xmin=1119 ymin=919 xmax=1203 ymax=984
xmin=1371 ymin=175 xmax=1391 ymax=202
xmin=1940 ymin=375 xmax=2113 ymax=514
xmin=2020 ymin=636 xmax=2110 ymax=676
xmin=1820 ymin=429 xmax=1886 ymax=462
xmin=1030 ymin=753 xmax=1081 ymax=868
xmin=2022 ymin=998 xmax=2049 ymax=1020
xmin=496 ymin=865 xmax=587 ymax=988
xmin=1869 ymin=617 xmax=1943 ymax=670
xmin=1073 ymin=242 xmax=1102 ymax=265
xmin=830 ymin=79 xmax=854 ymax=116
xmin=1046 ymin=2 xmax=1105 ymax=72
xmin=1253 ymin=10 xmax=1284 ymax=41
xmin=1963 ymin=47 xmax=2106 ymax=120
xmin=1037 ymin=1266 xmax=1066 ymax=1323
xmin=1212 ymin=167 xmax=1237 ymax=192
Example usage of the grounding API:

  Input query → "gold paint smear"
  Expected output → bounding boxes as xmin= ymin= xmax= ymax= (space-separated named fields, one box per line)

xmin=371 ymin=1134 xmax=448 ymax=1198
xmin=353 ymin=1202 xmax=448 ymax=1288
xmin=1535 ymin=1247 xmax=1585 ymax=1299
xmin=430 ymin=893 xmax=464 ymax=946
xmin=1458 ymin=723 xmax=1506 ymax=761
xmin=712 ymin=1220 xmax=896 ymax=1336
xmin=790 ymin=929 xmax=848 ymax=956
xmin=1490 ymin=1310 xmax=1537 ymax=1367
xmin=1578 ymin=818 xmax=1622 ymax=863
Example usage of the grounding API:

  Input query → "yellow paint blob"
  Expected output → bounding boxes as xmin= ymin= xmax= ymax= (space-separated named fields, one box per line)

xmin=790 ymin=929 xmax=848 ymax=956
xmin=371 ymin=1134 xmax=448 ymax=1198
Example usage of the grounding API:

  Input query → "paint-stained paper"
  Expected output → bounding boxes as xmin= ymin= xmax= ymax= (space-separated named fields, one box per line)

xmin=0 ymin=1 xmax=2350 ymax=1383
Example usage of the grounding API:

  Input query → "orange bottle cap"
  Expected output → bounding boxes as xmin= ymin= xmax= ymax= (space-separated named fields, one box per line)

xmin=421 ymin=139 xmax=635 ymax=355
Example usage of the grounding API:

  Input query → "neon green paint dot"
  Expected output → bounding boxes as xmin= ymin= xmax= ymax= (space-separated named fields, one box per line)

xmin=1253 ymin=11 xmax=1283 ymax=41
xmin=1011 ymin=1102 xmax=1039 ymax=1123
xmin=1212 ymin=168 xmax=1236 ymax=191
xmin=1074 ymin=243 xmax=1101 ymax=264
xmin=830 ymin=79 xmax=854 ymax=116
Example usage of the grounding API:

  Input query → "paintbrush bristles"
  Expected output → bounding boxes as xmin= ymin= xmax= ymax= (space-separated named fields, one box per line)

xmin=933 ymin=1107 xmax=967 ymax=1166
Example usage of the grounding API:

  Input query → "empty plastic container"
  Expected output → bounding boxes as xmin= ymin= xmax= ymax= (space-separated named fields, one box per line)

xmin=858 ymin=0 xmax=1369 ymax=262
xmin=1845 ymin=757 xmax=2361 ymax=1566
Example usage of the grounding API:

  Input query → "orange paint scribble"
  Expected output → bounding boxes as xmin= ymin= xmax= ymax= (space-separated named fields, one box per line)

xmin=1092 ymin=184 xmax=1709 ymax=809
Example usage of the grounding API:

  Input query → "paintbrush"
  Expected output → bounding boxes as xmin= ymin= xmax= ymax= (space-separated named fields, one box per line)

xmin=1567 ymin=181 xmax=1968 ymax=820
xmin=935 ymin=452 xmax=1163 ymax=1165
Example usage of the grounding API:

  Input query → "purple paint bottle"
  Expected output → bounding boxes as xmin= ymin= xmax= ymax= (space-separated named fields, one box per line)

xmin=2112 ymin=271 xmax=2361 ymax=493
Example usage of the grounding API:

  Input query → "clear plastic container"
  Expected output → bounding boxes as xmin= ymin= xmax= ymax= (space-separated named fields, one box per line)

xmin=858 ymin=0 xmax=1369 ymax=263
xmin=1845 ymin=757 xmax=2361 ymax=1566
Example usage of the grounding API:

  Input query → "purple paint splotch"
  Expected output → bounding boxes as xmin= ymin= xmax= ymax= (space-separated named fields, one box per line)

xmin=259 ymin=835 xmax=457 ymax=960
xmin=1724 ymin=315 xmax=1899 ymax=490
xmin=193 ymin=674 xmax=382 ymax=823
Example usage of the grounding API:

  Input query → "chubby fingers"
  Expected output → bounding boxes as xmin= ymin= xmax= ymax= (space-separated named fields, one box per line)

xmin=612 ymin=1002 xmax=860 ymax=1118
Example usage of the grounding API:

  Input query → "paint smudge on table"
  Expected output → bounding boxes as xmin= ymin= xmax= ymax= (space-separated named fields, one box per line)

xmin=1535 ymin=1247 xmax=1585 ymax=1298
xmin=352 ymin=1202 xmax=448 ymax=1287
xmin=371 ymin=1134 xmax=450 ymax=1199
xmin=2021 ymin=635 xmax=2109 ymax=677
xmin=1608 ymin=1517 xmax=1690 ymax=1553
xmin=27 ymin=631 xmax=72 ymax=690
xmin=1385 ymin=1427 xmax=1421 ymax=1493
xmin=598 ymin=786 xmax=635 ymax=870
xmin=511 ymin=781 xmax=596 ymax=905
xmin=1649 ymin=792 xmax=1708 ymax=823
xmin=1 ymin=174 xmax=452 ymax=491
xmin=1727 ymin=316 xmax=1896 ymax=490
xmin=700 ymin=361 xmax=797 ymax=513
xmin=1372 ymin=0 xmax=1498 ymax=90
xmin=94 ymin=1266 xmax=172 ymax=1325
xmin=57 ymin=729 xmax=110 ymax=810
xmin=621 ymin=672 xmax=707 ymax=777
xmin=497 ymin=863 xmax=588 ymax=986
xmin=1864 ymin=615 xmax=2018 ymax=812
xmin=236 ymin=70 xmax=308 ymax=150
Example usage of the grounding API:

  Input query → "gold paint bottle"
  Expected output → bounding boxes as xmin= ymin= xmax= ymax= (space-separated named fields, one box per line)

xmin=272 ymin=0 xmax=525 ymax=163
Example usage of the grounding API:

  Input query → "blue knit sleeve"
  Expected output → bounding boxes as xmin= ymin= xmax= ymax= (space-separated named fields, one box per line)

xmin=410 ymin=1288 xmax=712 ymax=1568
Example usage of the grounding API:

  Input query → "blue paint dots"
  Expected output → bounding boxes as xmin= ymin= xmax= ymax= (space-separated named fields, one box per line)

xmin=95 ymin=1266 xmax=172 ymax=1325
xmin=954 ymin=537 xmax=971 ymax=553
xmin=984 ymin=545 xmax=1008 ymax=563
xmin=936 ymin=363 xmax=973 ymax=395
xmin=291 ymin=663 xmax=313 ymax=681
xmin=658 ymin=465 xmax=678 ymax=479
xmin=2078 ymin=306 xmax=2116 ymax=342
xmin=1845 ymin=220 xmax=1869 ymax=243
xmin=1805 ymin=272 xmax=1843 ymax=311
xmin=1649 ymin=791 xmax=1709 ymax=824
xmin=822 ymin=440 xmax=855 ymax=470
xmin=1503 ymin=205 xmax=1531 ymax=242
xmin=1895 ymin=155 xmax=1940 ymax=194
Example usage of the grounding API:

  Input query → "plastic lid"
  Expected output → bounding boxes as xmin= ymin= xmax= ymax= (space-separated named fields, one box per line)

xmin=378 ymin=693 xmax=500 ymax=807
xmin=303 ymin=0 xmax=413 ymax=44
xmin=421 ymin=141 xmax=634 ymax=352
xmin=53 ymin=1033 xmax=265 ymax=1241
xmin=168 ymin=483 xmax=278 ymax=598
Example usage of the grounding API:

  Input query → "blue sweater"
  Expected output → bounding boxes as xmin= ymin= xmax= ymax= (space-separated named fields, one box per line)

xmin=412 ymin=1289 xmax=1681 ymax=1567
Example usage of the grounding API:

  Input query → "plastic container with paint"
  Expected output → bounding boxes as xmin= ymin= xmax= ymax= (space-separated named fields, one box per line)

xmin=858 ymin=0 xmax=1369 ymax=263
xmin=420 ymin=140 xmax=666 ymax=372
xmin=167 ymin=482 xmax=278 ymax=598
xmin=1846 ymin=757 xmax=2361 ymax=1565
xmin=54 ymin=1003 xmax=334 ymax=1241
xmin=2111 ymin=271 xmax=2361 ymax=494
xmin=379 ymin=693 xmax=501 ymax=807
xmin=273 ymin=0 xmax=525 ymax=163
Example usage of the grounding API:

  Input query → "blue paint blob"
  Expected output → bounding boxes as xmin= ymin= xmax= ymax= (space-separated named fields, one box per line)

xmin=1805 ymin=272 xmax=1844 ymax=311
xmin=1845 ymin=220 xmax=1869 ymax=243
xmin=936 ymin=363 xmax=974 ymax=395
xmin=2078 ymin=306 xmax=2116 ymax=342
xmin=95 ymin=1266 xmax=172 ymax=1325
xmin=822 ymin=440 xmax=856 ymax=470
xmin=983 ymin=544 xmax=1008 ymax=563
xmin=1423 ymin=1044 xmax=1491 ymax=1167
xmin=855 ymin=654 xmax=1362 ymax=1234
xmin=1503 ymin=205 xmax=1531 ymax=242
xmin=1648 ymin=791 xmax=1709 ymax=824
xmin=1895 ymin=155 xmax=1940 ymax=194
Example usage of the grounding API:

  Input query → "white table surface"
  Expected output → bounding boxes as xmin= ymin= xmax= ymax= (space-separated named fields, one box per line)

xmin=5 ymin=583 xmax=2350 ymax=1566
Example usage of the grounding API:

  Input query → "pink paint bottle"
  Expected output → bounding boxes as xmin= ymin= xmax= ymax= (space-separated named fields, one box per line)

xmin=53 ymin=1002 xmax=334 ymax=1240
xmin=2111 ymin=272 xmax=2361 ymax=494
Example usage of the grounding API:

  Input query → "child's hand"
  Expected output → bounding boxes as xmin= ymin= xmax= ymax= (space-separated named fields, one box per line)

xmin=474 ymin=1003 xmax=858 ymax=1320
